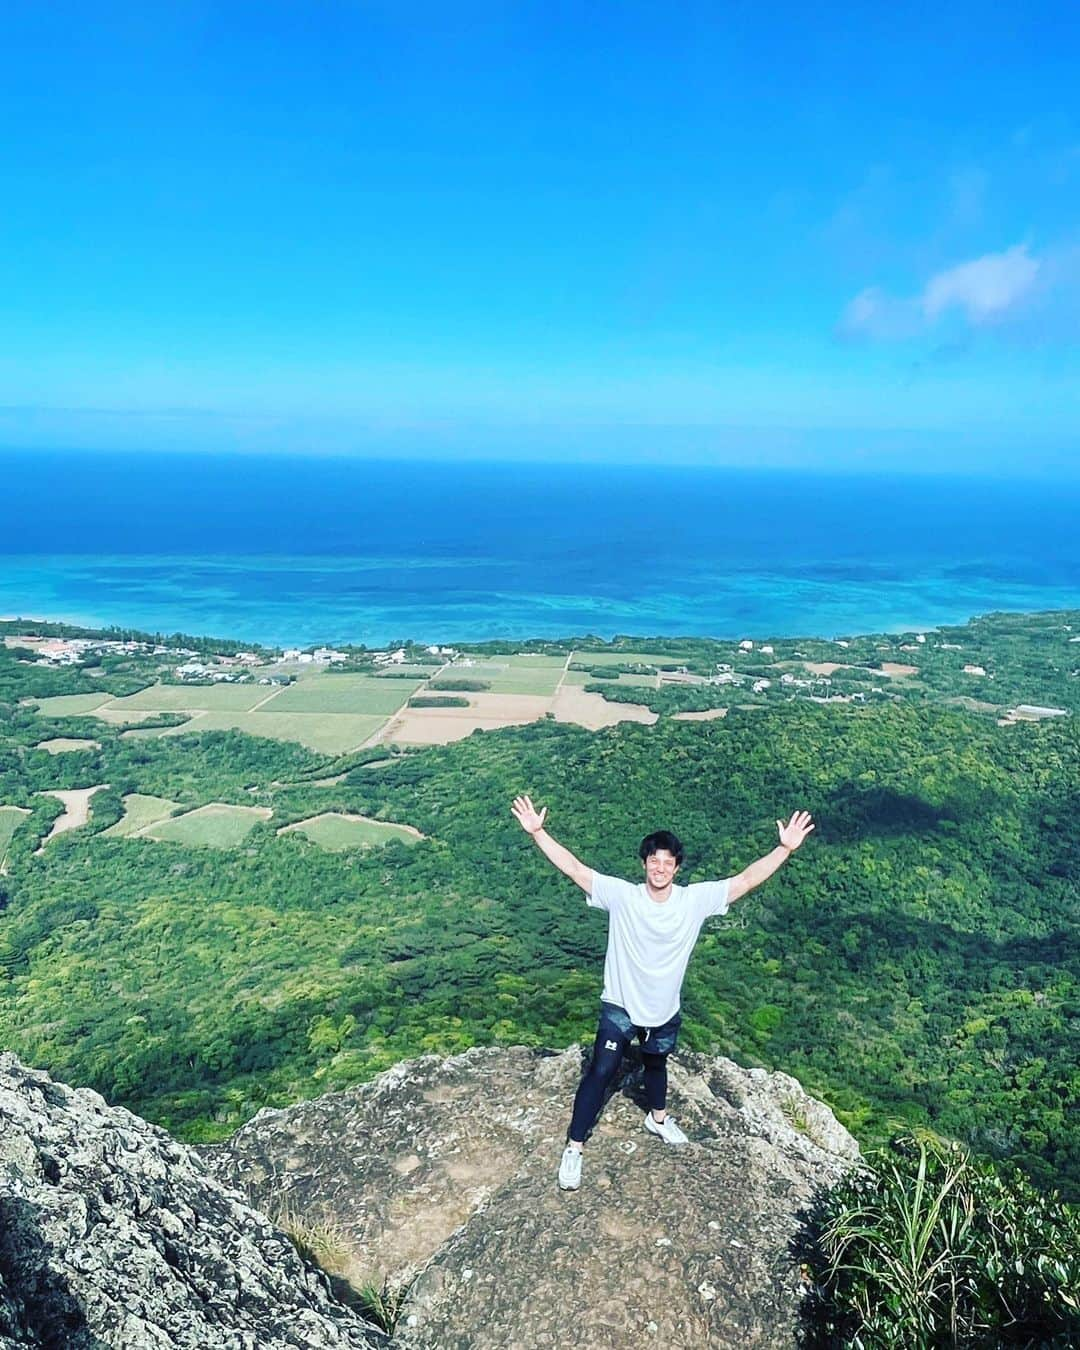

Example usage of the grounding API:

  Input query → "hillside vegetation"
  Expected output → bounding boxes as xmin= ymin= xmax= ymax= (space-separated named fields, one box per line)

xmin=0 ymin=613 xmax=1077 ymax=1203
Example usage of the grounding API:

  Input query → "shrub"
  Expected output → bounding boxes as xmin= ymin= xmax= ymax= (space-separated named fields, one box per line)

xmin=804 ymin=1136 xmax=1080 ymax=1348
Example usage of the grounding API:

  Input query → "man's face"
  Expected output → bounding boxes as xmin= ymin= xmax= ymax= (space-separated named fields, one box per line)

xmin=643 ymin=849 xmax=679 ymax=889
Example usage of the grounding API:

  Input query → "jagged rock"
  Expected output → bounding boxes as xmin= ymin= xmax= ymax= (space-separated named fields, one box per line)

xmin=208 ymin=1045 xmax=858 ymax=1348
xmin=0 ymin=1053 xmax=385 ymax=1350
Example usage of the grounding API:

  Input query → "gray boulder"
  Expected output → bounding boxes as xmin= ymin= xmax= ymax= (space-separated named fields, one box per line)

xmin=208 ymin=1045 xmax=858 ymax=1348
xmin=0 ymin=1053 xmax=385 ymax=1350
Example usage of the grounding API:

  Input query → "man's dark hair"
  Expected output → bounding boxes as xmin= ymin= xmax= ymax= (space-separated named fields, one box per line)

xmin=639 ymin=830 xmax=684 ymax=864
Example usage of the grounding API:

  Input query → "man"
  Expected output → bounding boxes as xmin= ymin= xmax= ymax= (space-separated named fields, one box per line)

xmin=510 ymin=794 xmax=815 ymax=1191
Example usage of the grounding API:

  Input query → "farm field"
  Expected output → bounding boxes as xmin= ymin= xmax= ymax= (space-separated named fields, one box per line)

xmin=279 ymin=812 xmax=422 ymax=850
xmin=28 ymin=652 xmax=662 ymax=755
xmin=563 ymin=669 xmax=659 ymax=688
xmin=35 ymin=737 xmax=101 ymax=753
xmin=145 ymin=803 xmax=271 ymax=847
xmin=105 ymin=683 xmax=269 ymax=712
xmin=371 ymin=664 xmax=443 ymax=677
xmin=386 ymin=693 xmax=553 ymax=745
xmin=265 ymin=674 xmax=423 ymax=715
xmin=452 ymin=656 xmax=566 ymax=696
xmin=32 ymin=693 xmax=112 ymax=717
xmin=550 ymin=685 xmax=658 ymax=730
xmin=0 ymin=806 xmax=30 ymax=866
xmin=102 ymin=794 xmax=182 ymax=838
xmin=162 ymin=711 xmax=386 ymax=754
xmin=572 ymin=650 xmax=696 ymax=667
xmin=121 ymin=724 xmax=189 ymax=740
xmin=92 ymin=707 xmax=190 ymax=726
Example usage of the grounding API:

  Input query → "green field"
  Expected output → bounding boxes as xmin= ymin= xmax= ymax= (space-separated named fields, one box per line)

xmin=265 ymin=674 xmax=422 ymax=715
xmin=108 ymin=683 xmax=268 ymax=713
xmin=569 ymin=650 xmax=694 ymax=667
xmin=451 ymin=658 xmax=565 ymax=696
xmin=94 ymin=707 xmax=192 ymax=726
xmin=163 ymin=711 xmax=386 ymax=754
xmin=0 ymin=806 xmax=30 ymax=864
xmin=33 ymin=693 xmax=112 ymax=717
xmin=146 ymin=803 xmax=270 ymax=848
xmin=372 ymin=664 xmax=445 ymax=677
xmin=563 ymin=669 xmax=659 ymax=689
xmin=501 ymin=654 xmax=568 ymax=669
xmin=102 ymin=794 xmax=182 ymax=838
xmin=459 ymin=654 xmax=567 ymax=670
xmin=280 ymin=812 xmax=421 ymax=850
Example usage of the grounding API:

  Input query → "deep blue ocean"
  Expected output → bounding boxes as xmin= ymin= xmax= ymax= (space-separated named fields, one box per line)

xmin=3 ymin=450 xmax=1078 ymax=647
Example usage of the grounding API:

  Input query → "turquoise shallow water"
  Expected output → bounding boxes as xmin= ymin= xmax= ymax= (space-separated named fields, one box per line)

xmin=3 ymin=453 xmax=1079 ymax=646
xmin=2 ymin=552 xmax=1078 ymax=648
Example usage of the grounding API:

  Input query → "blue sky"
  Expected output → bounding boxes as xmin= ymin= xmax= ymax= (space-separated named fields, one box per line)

xmin=2 ymin=1 xmax=1078 ymax=470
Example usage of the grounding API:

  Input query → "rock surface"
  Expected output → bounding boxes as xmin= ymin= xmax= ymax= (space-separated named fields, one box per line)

xmin=208 ymin=1045 xmax=859 ymax=1349
xmin=0 ymin=1053 xmax=385 ymax=1350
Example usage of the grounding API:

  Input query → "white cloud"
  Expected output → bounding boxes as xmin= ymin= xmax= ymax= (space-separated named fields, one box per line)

xmin=841 ymin=243 xmax=1042 ymax=341
xmin=838 ymin=287 xmax=921 ymax=341
xmin=921 ymin=245 xmax=1040 ymax=324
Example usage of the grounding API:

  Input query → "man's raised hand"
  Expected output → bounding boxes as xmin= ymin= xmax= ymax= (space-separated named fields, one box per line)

xmin=777 ymin=810 xmax=815 ymax=852
xmin=511 ymin=794 xmax=548 ymax=835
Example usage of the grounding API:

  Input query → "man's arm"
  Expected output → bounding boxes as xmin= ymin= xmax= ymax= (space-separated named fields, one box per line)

xmin=726 ymin=810 xmax=814 ymax=904
xmin=511 ymin=794 xmax=594 ymax=894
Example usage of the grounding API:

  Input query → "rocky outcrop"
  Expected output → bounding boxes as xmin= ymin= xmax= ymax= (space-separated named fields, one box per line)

xmin=0 ymin=1042 xmax=857 ymax=1349
xmin=0 ymin=1053 xmax=385 ymax=1350
xmin=208 ymin=1045 xmax=859 ymax=1349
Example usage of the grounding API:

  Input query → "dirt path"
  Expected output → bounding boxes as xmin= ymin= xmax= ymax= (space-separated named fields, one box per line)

xmin=249 ymin=684 xmax=289 ymax=711
xmin=35 ymin=786 xmax=109 ymax=851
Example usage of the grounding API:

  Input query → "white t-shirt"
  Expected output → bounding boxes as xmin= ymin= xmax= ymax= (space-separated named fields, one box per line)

xmin=587 ymin=872 xmax=731 ymax=1027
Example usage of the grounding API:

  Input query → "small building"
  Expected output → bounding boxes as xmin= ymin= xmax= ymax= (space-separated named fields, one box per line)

xmin=963 ymin=665 xmax=987 ymax=676
xmin=739 ymin=640 xmax=753 ymax=651
xmin=1014 ymin=704 xmax=1069 ymax=720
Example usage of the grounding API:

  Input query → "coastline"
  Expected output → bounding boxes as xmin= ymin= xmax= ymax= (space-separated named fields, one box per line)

xmin=3 ymin=458 xmax=1078 ymax=649
xmin=4 ymin=571 xmax=1079 ymax=652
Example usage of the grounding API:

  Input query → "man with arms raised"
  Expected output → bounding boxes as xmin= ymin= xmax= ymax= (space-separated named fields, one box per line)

xmin=510 ymin=794 xmax=815 ymax=1191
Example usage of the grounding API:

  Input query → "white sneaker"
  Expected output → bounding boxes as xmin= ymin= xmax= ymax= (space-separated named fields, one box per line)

xmin=558 ymin=1145 xmax=583 ymax=1190
xmin=644 ymin=1113 xmax=688 ymax=1145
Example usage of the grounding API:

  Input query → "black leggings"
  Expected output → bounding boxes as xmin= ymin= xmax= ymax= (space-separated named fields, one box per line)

xmin=568 ymin=1024 xmax=668 ymax=1143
